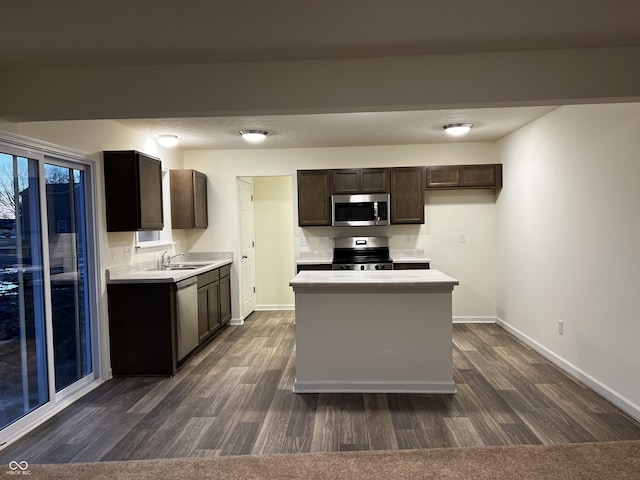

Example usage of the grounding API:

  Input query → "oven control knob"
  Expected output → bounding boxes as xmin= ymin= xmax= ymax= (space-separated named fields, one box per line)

xmin=360 ymin=265 xmax=365 ymax=271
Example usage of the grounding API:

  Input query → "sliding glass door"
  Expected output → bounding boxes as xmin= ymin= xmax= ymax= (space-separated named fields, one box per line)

xmin=0 ymin=152 xmax=48 ymax=431
xmin=0 ymin=146 xmax=97 ymax=434
xmin=44 ymin=162 xmax=92 ymax=392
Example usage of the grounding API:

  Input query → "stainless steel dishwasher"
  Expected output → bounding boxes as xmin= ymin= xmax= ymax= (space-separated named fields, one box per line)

xmin=175 ymin=276 xmax=199 ymax=361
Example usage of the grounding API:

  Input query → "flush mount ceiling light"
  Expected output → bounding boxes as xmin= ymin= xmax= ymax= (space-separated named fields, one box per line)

xmin=443 ymin=123 xmax=473 ymax=137
xmin=156 ymin=134 xmax=179 ymax=147
xmin=240 ymin=129 xmax=268 ymax=142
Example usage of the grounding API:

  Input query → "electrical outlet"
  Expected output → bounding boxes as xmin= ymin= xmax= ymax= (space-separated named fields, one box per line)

xmin=404 ymin=235 xmax=412 ymax=244
xmin=124 ymin=246 xmax=131 ymax=258
xmin=111 ymin=247 xmax=117 ymax=260
xmin=299 ymin=237 xmax=309 ymax=247
xmin=558 ymin=319 xmax=564 ymax=335
xmin=459 ymin=233 xmax=466 ymax=243
xmin=319 ymin=237 xmax=327 ymax=246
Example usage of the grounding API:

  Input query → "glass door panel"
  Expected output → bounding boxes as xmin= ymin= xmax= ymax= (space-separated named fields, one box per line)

xmin=44 ymin=163 xmax=92 ymax=392
xmin=0 ymin=152 xmax=48 ymax=430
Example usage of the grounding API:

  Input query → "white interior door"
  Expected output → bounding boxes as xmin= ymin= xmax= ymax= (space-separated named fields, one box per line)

xmin=238 ymin=179 xmax=256 ymax=318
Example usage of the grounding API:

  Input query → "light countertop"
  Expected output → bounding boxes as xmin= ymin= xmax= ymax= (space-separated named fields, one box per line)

xmin=290 ymin=269 xmax=458 ymax=293
xmin=107 ymin=252 xmax=232 ymax=284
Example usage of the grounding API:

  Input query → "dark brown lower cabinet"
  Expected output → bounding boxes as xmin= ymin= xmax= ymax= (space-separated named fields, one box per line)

xmin=220 ymin=272 xmax=232 ymax=324
xmin=198 ymin=277 xmax=220 ymax=343
xmin=107 ymin=263 xmax=232 ymax=376
xmin=107 ymin=282 xmax=177 ymax=376
xmin=197 ymin=265 xmax=232 ymax=343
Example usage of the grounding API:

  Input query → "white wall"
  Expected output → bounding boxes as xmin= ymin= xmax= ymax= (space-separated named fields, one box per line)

xmin=14 ymin=120 xmax=187 ymax=269
xmin=185 ymin=142 xmax=498 ymax=320
xmin=2 ymin=119 xmax=186 ymax=380
xmin=496 ymin=103 xmax=640 ymax=418
xmin=252 ymin=176 xmax=295 ymax=309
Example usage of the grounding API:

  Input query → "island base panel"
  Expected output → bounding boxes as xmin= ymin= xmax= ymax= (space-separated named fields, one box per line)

xmin=293 ymin=291 xmax=455 ymax=393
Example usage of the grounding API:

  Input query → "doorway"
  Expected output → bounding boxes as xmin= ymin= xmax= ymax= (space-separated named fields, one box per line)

xmin=249 ymin=176 xmax=295 ymax=311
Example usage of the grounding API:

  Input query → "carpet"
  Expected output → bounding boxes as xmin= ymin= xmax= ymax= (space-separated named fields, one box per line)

xmin=12 ymin=440 xmax=640 ymax=480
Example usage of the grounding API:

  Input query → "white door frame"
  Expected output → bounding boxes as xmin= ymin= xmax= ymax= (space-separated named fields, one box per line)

xmin=237 ymin=178 xmax=256 ymax=319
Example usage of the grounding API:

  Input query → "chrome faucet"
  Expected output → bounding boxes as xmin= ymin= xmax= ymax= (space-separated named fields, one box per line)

xmin=161 ymin=251 xmax=185 ymax=270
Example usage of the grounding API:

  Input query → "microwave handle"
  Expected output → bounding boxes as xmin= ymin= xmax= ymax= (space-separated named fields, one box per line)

xmin=373 ymin=201 xmax=379 ymax=224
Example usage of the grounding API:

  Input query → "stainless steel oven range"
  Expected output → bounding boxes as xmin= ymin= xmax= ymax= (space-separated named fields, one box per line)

xmin=331 ymin=236 xmax=393 ymax=271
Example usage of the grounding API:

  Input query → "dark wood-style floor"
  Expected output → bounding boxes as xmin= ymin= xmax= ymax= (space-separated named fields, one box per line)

xmin=2 ymin=311 xmax=640 ymax=463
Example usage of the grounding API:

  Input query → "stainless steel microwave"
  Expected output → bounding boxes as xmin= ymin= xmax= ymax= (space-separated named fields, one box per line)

xmin=331 ymin=194 xmax=390 ymax=227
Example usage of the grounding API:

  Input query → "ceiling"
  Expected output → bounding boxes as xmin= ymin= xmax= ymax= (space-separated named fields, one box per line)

xmin=3 ymin=0 xmax=638 ymax=149
xmin=116 ymin=107 xmax=557 ymax=150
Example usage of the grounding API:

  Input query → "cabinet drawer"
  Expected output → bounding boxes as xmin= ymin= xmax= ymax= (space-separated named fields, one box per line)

xmin=198 ymin=269 xmax=220 ymax=287
xmin=219 ymin=264 xmax=231 ymax=278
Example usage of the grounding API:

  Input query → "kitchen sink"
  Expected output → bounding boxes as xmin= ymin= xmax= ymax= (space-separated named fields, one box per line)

xmin=146 ymin=263 xmax=212 ymax=272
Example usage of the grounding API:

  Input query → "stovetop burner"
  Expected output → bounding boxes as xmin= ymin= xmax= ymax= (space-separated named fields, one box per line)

xmin=331 ymin=236 xmax=393 ymax=271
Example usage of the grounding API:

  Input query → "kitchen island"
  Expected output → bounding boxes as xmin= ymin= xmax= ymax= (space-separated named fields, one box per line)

xmin=289 ymin=269 xmax=459 ymax=394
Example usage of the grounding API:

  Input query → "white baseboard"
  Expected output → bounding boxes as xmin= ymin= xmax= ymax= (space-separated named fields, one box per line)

xmin=293 ymin=380 xmax=456 ymax=394
xmin=228 ymin=316 xmax=244 ymax=326
xmin=256 ymin=304 xmax=295 ymax=311
xmin=496 ymin=317 xmax=640 ymax=423
xmin=453 ymin=316 xmax=496 ymax=324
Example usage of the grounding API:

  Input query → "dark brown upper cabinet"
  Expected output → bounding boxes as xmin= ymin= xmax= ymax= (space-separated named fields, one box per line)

xmin=331 ymin=168 xmax=390 ymax=194
xmin=170 ymin=169 xmax=208 ymax=229
xmin=390 ymin=167 xmax=425 ymax=224
xmin=297 ymin=169 xmax=332 ymax=226
xmin=426 ymin=164 xmax=502 ymax=189
xmin=103 ymin=150 xmax=164 ymax=232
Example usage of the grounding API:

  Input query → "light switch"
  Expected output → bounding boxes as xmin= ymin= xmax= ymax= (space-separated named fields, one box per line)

xmin=124 ymin=246 xmax=131 ymax=258
xmin=458 ymin=233 xmax=466 ymax=243
xmin=111 ymin=247 xmax=117 ymax=260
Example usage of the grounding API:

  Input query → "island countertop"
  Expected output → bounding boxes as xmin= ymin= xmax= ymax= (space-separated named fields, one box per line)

xmin=289 ymin=269 xmax=458 ymax=293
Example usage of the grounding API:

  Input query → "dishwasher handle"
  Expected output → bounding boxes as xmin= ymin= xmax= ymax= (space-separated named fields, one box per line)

xmin=176 ymin=276 xmax=198 ymax=289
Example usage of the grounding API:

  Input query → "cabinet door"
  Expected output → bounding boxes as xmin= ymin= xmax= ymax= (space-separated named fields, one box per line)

xmin=390 ymin=167 xmax=425 ymax=224
xmin=137 ymin=153 xmax=164 ymax=230
xmin=193 ymin=171 xmax=208 ymax=228
xmin=331 ymin=169 xmax=360 ymax=194
xmin=461 ymin=164 xmax=501 ymax=188
xmin=426 ymin=166 xmax=461 ymax=188
xmin=220 ymin=274 xmax=231 ymax=325
xmin=104 ymin=150 xmax=163 ymax=232
xmin=360 ymin=168 xmax=389 ymax=193
xmin=208 ymin=280 xmax=221 ymax=332
xmin=171 ymin=169 xmax=208 ymax=229
xmin=331 ymin=168 xmax=390 ymax=194
xmin=197 ymin=287 xmax=210 ymax=342
xmin=297 ymin=170 xmax=331 ymax=226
